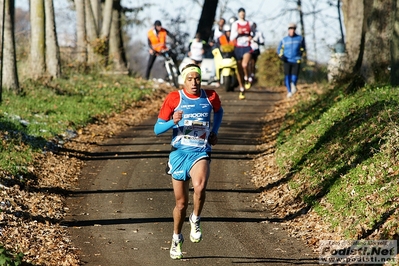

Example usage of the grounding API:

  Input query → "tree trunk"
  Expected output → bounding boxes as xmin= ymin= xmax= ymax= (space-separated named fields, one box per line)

xmin=2 ymin=0 xmax=19 ymax=91
xmin=30 ymin=0 xmax=46 ymax=78
xmin=391 ymin=0 xmax=399 ymax=85
xmin=342 ymin=0 xmax=363 ymax=70
xmin=342 ymin=0 xmax=393 ymax=84
xmin=90 ymin=0 xmax=101 ymax=32
xmin=361 ymin=0 xmax=392 ymax=83
xmin=195 ymin=0 xmax=218 ymax=41
xmin=108 ymin=0 xmax=127 ymax=72
xmin=100 ymin=0 xmax=113 ymax=40
xmin=75 ymin=0 xmax=87 ymax=63
xmin=85 ymin=0 xmax=100 ymax=65
xmin=44 ymin=0 xmax=61 ymax=78
xmin=337 ymin=0 xmax=345 ymax=44
xmin=297 ymin=0 xmax=307 ymax=64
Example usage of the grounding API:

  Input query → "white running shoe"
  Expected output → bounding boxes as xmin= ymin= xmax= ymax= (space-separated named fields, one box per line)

xmin=287 ymin=92 xmax=293 ymax=98
xmin=170 ymin=236 xmax=184 ymax=259
xmin=189 ymin=214 xmax=202 ymax=243
xmin=291 ymin=83 xmax=297 ymax=94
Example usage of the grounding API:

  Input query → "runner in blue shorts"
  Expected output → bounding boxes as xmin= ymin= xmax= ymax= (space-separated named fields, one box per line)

xmin=154 ymin=64 xmax=224 ymax=260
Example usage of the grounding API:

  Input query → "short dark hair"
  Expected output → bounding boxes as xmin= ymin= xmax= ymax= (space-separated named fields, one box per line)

xmin=238 ymin=7 xmax=245 ymax=13
xmin=154 ymin=20 xmax=162 ymax=26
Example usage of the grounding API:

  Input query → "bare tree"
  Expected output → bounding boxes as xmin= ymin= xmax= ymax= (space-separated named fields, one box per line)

xmin=108 ymin=0 xmax=127 ymax=71
xmin=90 ymin=0 xmax=100 ymax=31
xmin=84 ymin=0 xmax=100 ymax=64
xmin=296 ymin=0 xmax=307 ymax=63
xmin=100 ymin=0 xmax=113 ymax=39
xmin=1 ymin=0 xmax=19 ymax=92
xmin=195 ymin=0 xmax=218 ymax=41
xmin=76 ymin=0 xmax=129 ymax=70
xmin=342 ymin=0 xmax=392 ymax=84
xmin=44 ymin=0 xmax=61 ymax=78
xmin=30 ymin=0 xmax=46 ymax=78
xmin=336 ymin=0 xmax=344 ymax=44
xmin=391 ymin=0 xmax=399 ymax=85
xmin=75 ymin=0 xmax=87 ymax=63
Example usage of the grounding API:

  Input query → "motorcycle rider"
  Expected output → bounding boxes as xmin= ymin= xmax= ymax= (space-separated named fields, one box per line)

xmin=215 ymin=24 xmax=242 ymax=91
xmin=230 ymin=8 xmax=254 ymax=100
xmin=145 ymin=20 xmax=175 ymax=80
xmin=210 ymin=18 xmax=226 ymax=43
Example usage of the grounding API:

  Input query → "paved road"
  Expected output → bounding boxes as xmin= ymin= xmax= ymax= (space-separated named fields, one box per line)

xmin=64 ymin=86 xmax=318 ymax=265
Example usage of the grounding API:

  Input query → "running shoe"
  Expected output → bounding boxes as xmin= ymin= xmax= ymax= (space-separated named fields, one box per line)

xmin=239 ymin=92 xmax=246 ymax=100
xmin=291 ymin=83 xmax=297 ymax=94
xmin=287 ymin=92 xmax=293 ymax=98
xmin=170 ymin=236 xmax=184 ymax=259
xmin=189 ymin=214 xmax=202 ymax=243
xmin=244 ymin=80 xmax=251 ymax=90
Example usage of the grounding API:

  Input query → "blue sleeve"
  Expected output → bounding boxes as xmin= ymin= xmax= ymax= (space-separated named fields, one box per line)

xmin=212 ymin=107 xmax=224 ymax=134
xmin=154 ymin=118 xmax=175 ymax=135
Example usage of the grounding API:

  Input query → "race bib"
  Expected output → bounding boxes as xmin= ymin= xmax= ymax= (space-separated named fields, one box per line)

xmin=180 ymin=120 xmax=210 ymax=147
xmin=237 ymin=37 xmax=249 ymax=46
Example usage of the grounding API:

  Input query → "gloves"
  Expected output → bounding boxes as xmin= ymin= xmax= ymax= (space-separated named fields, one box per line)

xmin=279 ymin=55 xmax=288 ymax=62
xmin=208 ymin=132 xmax=218 ymax=145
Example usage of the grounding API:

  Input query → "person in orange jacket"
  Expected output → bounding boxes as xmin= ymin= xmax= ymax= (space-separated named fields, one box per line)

xmin=145 ymin=20 xmax=174 ymax=80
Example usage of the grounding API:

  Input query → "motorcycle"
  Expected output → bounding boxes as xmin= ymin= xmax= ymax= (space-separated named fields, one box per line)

xmin=212 ymin=45 xmax=238 ymax=92
xmin=159 ymin=50 xmax=180 ymax=88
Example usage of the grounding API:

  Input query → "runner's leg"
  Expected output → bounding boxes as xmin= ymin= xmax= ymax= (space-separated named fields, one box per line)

xmin=172 ymin=179 xmax=190 ymax=234
xmin=190 ymin=159 xmax=210 ymax=216
xmin=241 ymin=52 xmax=251 ymax=81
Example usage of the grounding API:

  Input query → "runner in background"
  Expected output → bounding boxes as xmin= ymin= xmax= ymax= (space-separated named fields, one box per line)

xmin=277 ymin=22 xmax=306 ymax=98
xmin=249 ymin=22 xmax=265 ymax=84
xmin=230 ymin=7 xmax=254 ymax=100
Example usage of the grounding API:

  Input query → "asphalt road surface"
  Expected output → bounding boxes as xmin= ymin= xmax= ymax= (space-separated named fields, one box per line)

xmin=64 ymin=86 xmax=319 ymax=265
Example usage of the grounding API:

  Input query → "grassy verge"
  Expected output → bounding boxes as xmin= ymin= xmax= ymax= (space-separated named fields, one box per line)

xmin=0 ymin=72 xmax=166 ymax=264
xmin=275 ymin=84 xmax=399 ymax=240
xmin=0 ymin=73 xmax=154 ymax=178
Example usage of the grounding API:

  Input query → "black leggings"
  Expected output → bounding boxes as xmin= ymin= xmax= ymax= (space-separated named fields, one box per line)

xmin=145 ymin=53 xmax=158 ymax=80
xmin=283 ymin=62 xmax=300 ymax=76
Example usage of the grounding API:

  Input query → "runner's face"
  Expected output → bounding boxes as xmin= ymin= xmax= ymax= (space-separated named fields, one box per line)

xmin=184 ymin=72 xmax=201 ymax=95
xmin=238 ymin=11 xmax=245 ymax=20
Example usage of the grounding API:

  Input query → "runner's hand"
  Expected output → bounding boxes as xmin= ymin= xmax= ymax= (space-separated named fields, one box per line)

xmin=173 ymin=110 xmax=183 ymax=125
xmin=208 ymin=132 xmax=218 ymax=145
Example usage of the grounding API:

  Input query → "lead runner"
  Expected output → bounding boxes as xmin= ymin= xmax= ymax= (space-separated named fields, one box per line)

xmin=154 ymin=63 xmax=224 ymax=259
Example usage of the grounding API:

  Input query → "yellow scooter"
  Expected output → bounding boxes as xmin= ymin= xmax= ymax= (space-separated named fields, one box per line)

xmin=212 ymin=45 xmax=239 ymax=92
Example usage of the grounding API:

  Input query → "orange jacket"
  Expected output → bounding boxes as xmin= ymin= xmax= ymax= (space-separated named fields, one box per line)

xmin=147 ymin=28 xmax=168 ymax=52
xmin=218 ymin=34 xmax=235 ymax=53
xmin=218 ymin=34 xmax=234 ymax=46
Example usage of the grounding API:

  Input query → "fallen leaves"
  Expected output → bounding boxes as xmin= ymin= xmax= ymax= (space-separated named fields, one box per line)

xmin=0 ymin=84 xmax=173 ymax=265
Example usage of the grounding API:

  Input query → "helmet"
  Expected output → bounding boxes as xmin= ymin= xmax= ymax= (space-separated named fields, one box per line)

xmin=229 ymin=16 xmax=237 ymax=25
xmin=223 ymin=24 xmax=231 ymax=32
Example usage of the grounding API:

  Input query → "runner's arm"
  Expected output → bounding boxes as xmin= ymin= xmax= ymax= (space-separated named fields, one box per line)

xmin=154 ymin=118 xmax=175 ymax=135
xmin=211 ymin=107 xmax=223 ymax=134
xmin=154 ymin=92 xmax=180 ymax=135
xmin=230 ymin=22 xmax=238 ymax=41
